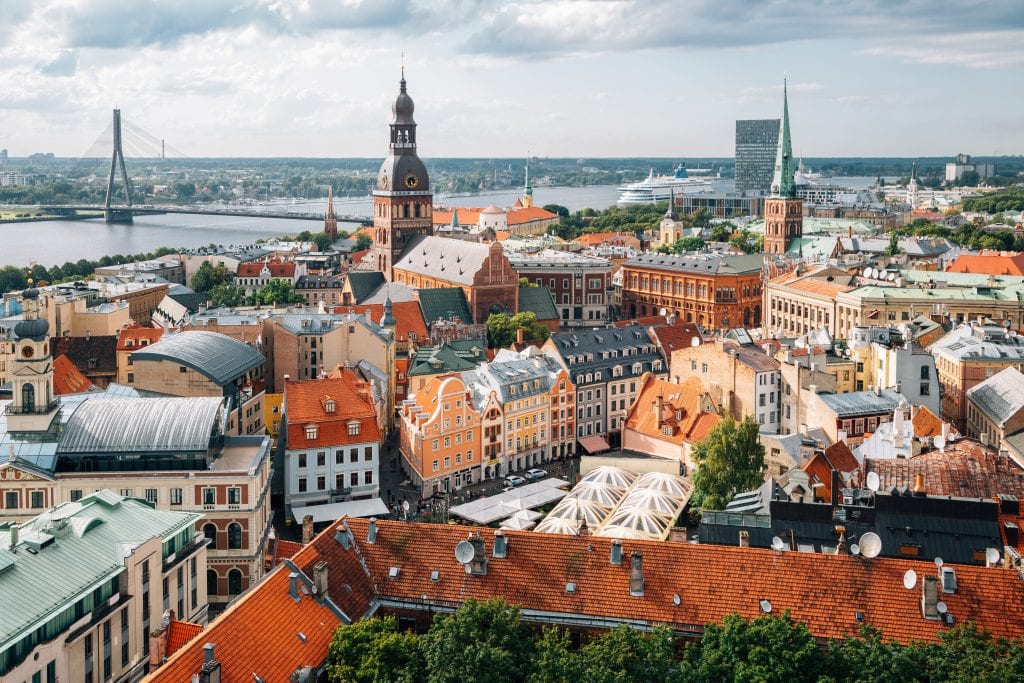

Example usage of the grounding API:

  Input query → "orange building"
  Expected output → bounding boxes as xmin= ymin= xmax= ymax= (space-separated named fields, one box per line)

xmin=946 ymin=251 xmax=1024 ymax=276
xmin=620 ymin=253 xmax=764 ymax=329
xmin=622 ymin=373 xmax=720 ymax=471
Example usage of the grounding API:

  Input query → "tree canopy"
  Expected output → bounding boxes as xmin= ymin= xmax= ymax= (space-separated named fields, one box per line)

xmin=486 ymin=311 xmax=551 ymax=349
xmin=691 ymin=415 xmax=766 ymax=511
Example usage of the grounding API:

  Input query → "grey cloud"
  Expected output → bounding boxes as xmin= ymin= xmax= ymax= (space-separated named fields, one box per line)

xmin=463 ymin=0 xmax=1024 ymax=58
xmin=40 ymin=50 xmax=78 ymax=77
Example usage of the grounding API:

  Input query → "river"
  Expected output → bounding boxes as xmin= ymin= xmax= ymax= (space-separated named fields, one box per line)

xmin=0 ymin=177 xmax=883 ymax=268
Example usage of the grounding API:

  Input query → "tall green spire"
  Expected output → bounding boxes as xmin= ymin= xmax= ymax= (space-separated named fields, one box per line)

xmin=770 ymin=79 xmax=796 ymax=198
xmin=524 ymin=161 xmax=533 ymax=196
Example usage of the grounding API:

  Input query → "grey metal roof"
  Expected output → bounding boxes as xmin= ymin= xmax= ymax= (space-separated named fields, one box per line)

xmin=0 ymin=492 xmax=199 ymax=649
xmin=623 ymin=252 xmax=763 ymax=275
xmin=131 ymin=331 xmax=263 ymax=385
xmin=817 ymin=389 xmax=903 ymax=418
xmin=393 ymin=235 xmax=494 ymax=287
xmin=57 ymin=397 xmax=223 ymax=455
xmin=546 ymin=324 xmax=666 ymax=386
xmin=966 ymin=367 xmax=1024 ymax=427
xmin=931 ymin=324 xmax=1024 ymax=362
xmin=517 ymin=286 xmax=559 ymax=322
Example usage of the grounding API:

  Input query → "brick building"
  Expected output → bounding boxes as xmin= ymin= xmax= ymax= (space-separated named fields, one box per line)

xmin=509 ymin=249 xmax=612 ymax=327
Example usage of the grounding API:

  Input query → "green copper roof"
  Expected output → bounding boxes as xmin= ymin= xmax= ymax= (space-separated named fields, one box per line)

xmin=524 ymin=163 xmax=533 ymax=195
xmin=770 ymin=80 xmax=796 ymax=199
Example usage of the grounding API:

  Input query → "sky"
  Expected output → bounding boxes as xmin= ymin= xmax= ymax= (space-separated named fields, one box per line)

xmin=1 ymin=0 xmax=1023 ymax=159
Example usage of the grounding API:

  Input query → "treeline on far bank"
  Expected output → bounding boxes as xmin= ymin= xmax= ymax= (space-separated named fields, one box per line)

xmin=0 ymin=246 xmax=181 ymax=294
xmin=327 ymin=598 xmax=1024 ymax=683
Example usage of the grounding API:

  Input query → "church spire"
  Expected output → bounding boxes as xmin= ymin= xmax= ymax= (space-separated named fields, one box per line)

xmin=522 ymin=159 xmax=534 ymax=208
xmin=770 ymin=80 xmax=796 ymax=198
xmin=323 ymin=185 xmax=338 ymax=241
xmin=665 ymin=188 xmax=677 ymax=220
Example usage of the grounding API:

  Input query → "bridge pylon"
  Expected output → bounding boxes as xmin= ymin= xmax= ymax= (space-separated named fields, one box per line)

xmin=103 ymin=109 xmax=133 ymax=224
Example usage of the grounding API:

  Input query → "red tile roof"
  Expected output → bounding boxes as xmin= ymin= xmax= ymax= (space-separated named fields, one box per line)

xmin=237 ymin=261 xmax=296 ymax=278
xmin=116 ymin=326 xmax=164 ymax=352
xmin=285 ymin=371 xmax=380 ymax=448
xmin=165 ymin=619 xmax=204 ymax=656
xmin=866 ymin=439 xmax=1024 ymax=500
xmin=946 ymin=251 xmax=1024 ymax=276
xmin=52 ymin=354 xmax=94 ymax=395
xmin=912 ymin=405 xmax=944 ymax=438
xmin=624 ymin=373 xmax=720 ymax=446
xmin=433 ymin=206 xmax=557 ymax=227
xmin=803 ymin=443 xmax=860 ymax=503
xmin=824 ymin=441 xmax=860 ymax=474
xmin=650 ymin=323 xmax=704 ymax=355
xmin=145 ymin=562 xmax=342 ymax=683
xmin=329 ymin=302 xmax=428 ymax=344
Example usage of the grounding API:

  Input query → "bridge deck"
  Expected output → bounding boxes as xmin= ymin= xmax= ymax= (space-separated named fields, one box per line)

xmin=37 ymin=204 xmax=370 ymax=223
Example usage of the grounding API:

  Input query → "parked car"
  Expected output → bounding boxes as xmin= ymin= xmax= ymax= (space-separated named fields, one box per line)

xmin=504 ymin=475 xmax=527 ymax=487
xmin=525 ymin=468 xmax=546 ymax=481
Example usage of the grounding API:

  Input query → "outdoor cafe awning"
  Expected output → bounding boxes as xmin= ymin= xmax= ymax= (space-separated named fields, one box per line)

xmin=291 ymin=497 xmax=390 ymax=525
xmin=578 ymin=435 xmax=611 ymax=454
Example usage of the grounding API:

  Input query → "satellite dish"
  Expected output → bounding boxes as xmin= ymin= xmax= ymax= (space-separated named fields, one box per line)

xmin=866 ymin=471 xmax=880 ymax=492
xmin=986 ymin=547 xmax=1001 ymax=565
xmin=672 ymin=594 xmax=681 ymax=606
xmin=759 ymin=599 xmax=773 ymax=614
xmin=771 ymin=536 xmax=786 ymax=551
xmin=937 ymin=601 xmax=948 ymax=615
xmin=691 ymin=336 xmax=701 ymax=347
xmin=887 ymin=272 xmax=896 ymax=282
xmin=903 ymin=569 xmax=918 ymax=589
xmin=850 ymin=543 xmax=861 ymax=556
xmin=454 ymin=540 xmax=474 ymax=564
xmin=934 ymin=435 xmax=946 ymax=450
xmin=859 ymin=532 xmax=882 ymax=558
xmin=934 ymin=557 xmax=944 ymax=569
xmin=402 ymin=500 xmax=410 ymax=512
xmin=659 ymin=307 xmax=668 ymax=316
xmin=864 ymin=267 xmax=874 ymax=279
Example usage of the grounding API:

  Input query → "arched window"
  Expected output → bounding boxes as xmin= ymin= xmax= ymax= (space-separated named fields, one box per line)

xmin=228 ymin=569 xmax=243 ymax=596
xmin=21 ymin=384 xmax=34 ymax=413
xmin=203 ymin=523 xmax=218 ymax=549
xmin=206 ymin=569 xmax=218 ymax=597
xmin=227 ymin=523 xmax=242 ymax=550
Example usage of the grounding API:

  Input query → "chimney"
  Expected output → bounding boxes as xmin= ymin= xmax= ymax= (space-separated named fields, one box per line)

xmin=493 ymin=530 xmax=507 ymax=558
xmin=912 ymin=473 xmax=927 ymax=496
xmin=149 ymin=627 xmax=167 ymax=667
xmin=467 ymin=534 xmax=488 ymax=576
xmin=629 ymin=552 xmax=644 ymax=597
xmin=301 ymin=515 xmax=314 ymax=544
xmin=1004 ymin=521 xmax=1019 ymax=548
xmin=739 ymin=530 xmax=750 ymax=548
xmin=610 ymin=539 xmax=623 ymax=565
xmin=830 ymin=468 xmax=840 ymax=507
xmin=8 ymin=524 xmax=17 ymax=550
xmin=313 ymin=561 xmax=329 ymax=599
xmin=516 ymin=327 xmax=524 ymax=345
xmin=200 ymin=643 xmax=222 ymax=683
xmin=289 ymin=572 xmax=300 ymax=601
xmin=656 ymin=393 xmax=664 ymax=425
xmin=367 ymin=517 xmax=378 ymax=544
xmin=578 ymin=517 xmax=590 ymax=537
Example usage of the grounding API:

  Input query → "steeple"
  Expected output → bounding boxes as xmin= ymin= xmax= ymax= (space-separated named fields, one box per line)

xmin=323 ymin=185 xmax=338 ymax=242
xmin=450 ymin=208 xmax=460 ymax=229
xmin=665 ymin=188 xmax=677 ymax=220
xmin=522 ymin=159 xmax=534 ymax=208
xmin=770 ymin=80 xmax=796 ymax=199
xmin=8 ymin=281 xmax=58 ymax=432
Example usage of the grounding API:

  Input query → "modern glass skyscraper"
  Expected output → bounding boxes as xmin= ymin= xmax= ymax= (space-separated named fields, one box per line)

xmin=735 ymin=119 xmax=780 ymax=195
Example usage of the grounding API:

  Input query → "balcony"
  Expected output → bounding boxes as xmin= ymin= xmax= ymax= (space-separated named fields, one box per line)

xmin=4 ymin=400 xmax=60 ymax=415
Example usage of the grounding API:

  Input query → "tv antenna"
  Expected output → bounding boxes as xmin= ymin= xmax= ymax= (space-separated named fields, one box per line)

xmin=859 ymin=532 xmax=882 ymax=558
xmin=454 ymin=540 xmax=474 ymax=564
xmin=866 ymin=471 xmax=880 ymax=492
xmin=903 ymin=569 xmax=917 ymax=589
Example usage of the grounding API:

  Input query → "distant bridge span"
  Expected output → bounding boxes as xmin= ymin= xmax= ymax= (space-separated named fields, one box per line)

xmin=39 ymin=204 xmax=372 ymax=224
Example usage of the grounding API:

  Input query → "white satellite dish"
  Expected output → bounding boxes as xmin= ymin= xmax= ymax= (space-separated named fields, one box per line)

xmin=903 ymin=569 xmax=917 ymax=589
xmin=402 ymin=500 xmax=410 ymax=512
xmin=937 ymin=601 xmax=948 ymax=615
xmin=934 ymin=435 xmax=946 ymax=450
xmin=887 ymin=272 xmax=896 ymax=282
xmin=934 ymin=557 xmax=944 ymax=569
xmin=691 ymin=336 xmax=700 ymax=347
xmin=672 ymin=594 xmax=681 ymax=606
xmin=850 ymin=543 xmax=861 ymax=556
xmin=859 ymin=532 xmax=882 ymax=559
xmin=659 ymin=307 xmax=668 ymax=316
xmin=771 ymin=536 xmax=786 ymax=551
xmin=866 ymin=471 xmax=880 ymax=493
xmin=864 ymin=267 xmax=875 ymax=279
xmin=986 ymin=547 xmax=1001 ymax=566
xmin=454 ymin=540 xmax=474 ymax=564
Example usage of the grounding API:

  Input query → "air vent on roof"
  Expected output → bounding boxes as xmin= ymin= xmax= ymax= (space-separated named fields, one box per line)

xmin=565 ymin=582 xmax=576 ymax=594
xmin=388 ymin=566 xmax=400 ymax=579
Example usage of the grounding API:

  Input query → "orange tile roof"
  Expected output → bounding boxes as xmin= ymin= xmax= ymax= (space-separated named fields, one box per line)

xmin=785 ymin=278 xmax=855 ymax=297
xmin=165 ymin=619 xmax=204 ymax=656
xmin=116 ymin=325 xmax=164 ymax=352
xmin=866 ymin=439 xmax=1024 ymax=500
xmin=508 ymin=206 xmax=557 ymax=224
xmin=803 ymin=443 xmax=860 ymax=502
xmin=912 ymin=405 xmax=944 ymax=438
xmin=237 ymin=261 xmax=296 ymax=278
xmin=330 ymin=302 xmax=428 ymax=344
xmin=824 ymin=441 xmax=859 ymax=474
xmin=285 ymin=371 xmax=380 ymax=448
xmin=651 ymin=323 xmax=704 ymax=355
xmin=946 ymin=251 xmax=1024 ymax=276
xmin=433 ymin=206 xmax=557 ymax=227
xmin=145 ymin=562 xmax=342 ymax=683
xmin=624 ymin=373 xmax=720 ymax=446
xmin=52 ymin=354 xmax=94 ymax=395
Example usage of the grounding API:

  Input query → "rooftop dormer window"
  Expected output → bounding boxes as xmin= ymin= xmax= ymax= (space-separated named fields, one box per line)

xmin=348 ymin=420 xmax=361 ymax=436
xmin=305 ymin=425 xmax=318 ymax=440
xmin=325 ymin=399 xmax=336 ymax=414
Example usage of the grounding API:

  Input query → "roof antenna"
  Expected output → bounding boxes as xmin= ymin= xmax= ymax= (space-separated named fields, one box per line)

xmin=401 ymin=52 xmax=405 ymax=80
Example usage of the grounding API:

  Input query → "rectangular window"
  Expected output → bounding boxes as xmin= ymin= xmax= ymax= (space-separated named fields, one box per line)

xmin=145 ymin=488 xmax=158 ymax=504
xmin=30 ymin=491 xmax=44 ymax=508
xmin=70 ymin=489 xmax=83 ymax=502
xmin=103 ymin=619 xmax=112 ymax=681
xmin=336 ymin=449 xmax=344 ymax=464
xmin=350 ymin=472 xmax=359 ymax=486
xmin=365 ymin=447 xmax=373 ymax=461
xmin=317 ymin=452 xmax=326 ymax=467
xmin=317 ymin=476 xmax=326 ymax=491
xmin=3 ymin=491 xmax=17 ymax=509
xmin=335 ymin=473 xmax=344 ymax=490
xmin=365 ymin=470 xmax=373 ymax=485
xmin=298 ymin=453 xmax=307 ymax=468
xmin=170 ymin=488 xmax=182 ymax=505
xmin=350 ymin=448 xmax=358 ymax=463
xmin=298 ymin=478 xmax=308 ymax=493
xmin=432 ymin=460 xmax=439 ymax=472
xmin=202 ymin=488 xmax=215 ymax=505
xmin=348 ymin=421 xmax=360 ymax=436
xmin=190 ymin=558 xmax=197 ymax=610
xmin=84 ymin=634 xmax=93 ymax=683
xmin=228 ymin=487 xmax=241 ymax=505
xmin=120 ymin=607 xmax=129 ymax=666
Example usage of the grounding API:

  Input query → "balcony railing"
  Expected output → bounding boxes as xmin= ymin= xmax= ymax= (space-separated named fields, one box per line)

xmin=4 ymin=400 xmax=60 ymax=415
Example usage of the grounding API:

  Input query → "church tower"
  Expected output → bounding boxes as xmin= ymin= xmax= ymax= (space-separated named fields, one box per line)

xmin=763 ymin=81 xmax=803 ymax=255
xmin=522 ymin=162 xmax=534 ymax=208
xmin=324 ymin=185 xmax=338 ymax=242
xmin=907 ymin=163 xmax=920 ymax=210
xmin=7 ymin=282 xmax=59 ymax=432
xmin=371 ymin=71 xmax=433 ymax=280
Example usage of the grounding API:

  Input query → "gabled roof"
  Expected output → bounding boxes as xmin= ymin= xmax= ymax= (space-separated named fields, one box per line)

xmin=285 ymin=371 xmax=380 ymax=448
xmin=166 ymin=619 xmax=204 ymax=656
xmin=53 ymin=335 xmax=117 ymax=375
xmin=966 ymin=366 xmax=1024 ymax=428
xmin=946 ymin=251 xmax=1024 ymax=276
xmin=817 ymin=389 xmax=903 ymax=418
xmin=624 ymin=373 xmax=719 ymax=445
xmin=394 ymin=235 xmax=497 ymax=287
xmin=130 ymin=331 xmax=264 ymax=385
xmin=116 ymin=326 xmax=165 ymax=352
xmin=866 ymin=438 xmax=1024 ymax=499
xmin=517 ymin=286 xmax=559 ymax=322
xmin=624 ymin=252 xmax=763 ymax=275
xmin=649 ymin=323 xmax=704 ymax=355
xmin=345 ymin=271 xmax=386 ymax=303
xmin=52 ymin=354 xmax=97 ymax=395
xmin=912 ymin=405 xmax=944 ymax=438
xmin=418 ymin=287 xmax=474 ymax=325
xmin=331 ymin=302 xmax=428 ymax=344
xmin=236 ymin=261 xmax=296 ymax=278
xmin=409 ymin=341 xmax=487 ymax=377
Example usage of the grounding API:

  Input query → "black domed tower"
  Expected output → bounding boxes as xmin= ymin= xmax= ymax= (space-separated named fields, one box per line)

xmin=8 ymin=282 xmax=58 ymax=431
xmin=371 ymin=71 xmax=433 ymax=280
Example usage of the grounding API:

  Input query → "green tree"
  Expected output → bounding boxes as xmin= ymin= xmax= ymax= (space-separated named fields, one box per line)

xmin=528 ymin=626 xmax=578 ymax=683
xmin=253 ymin=279 xmax=304 ymax=306
xmin=578 ymin=625 xmax=685 ymax=683
xmin=693 ymin=612 xmax=821 ymax=683
xmin=355 ymin=232 xmax=373 ymax=251
xmin=421 ymin=598 xmax=535 ymax=683
xmin=543 ymin=204 xmax=570 ymax=218
xmin=921 ymin=623 xmax=1019 ymax=682
xmin=709 ymin=224 xmax=733 ymax=242
xmin=824 ymin=626 xmax=927 ymax=683
xmin=327 ymin=616 xmax=425 ymax=683
xmin=691 ymin=416 xmax=765 ymax=510
xmin=885 ymin=233 xmax=899 ymax=256
xmin=207 ymin=283 xmax=246 ymax=307
xmin=173 ymin=181 xmax=196 ymax=199
xmin=192 ymin=261 xmax=234 ymax=293
xmin=312 ymin=231 xmax=333 ymax=251
xmin=519 ymin=277 xmax=539 ymax=288
xmin=486 ymin=311 xmax=551 ymax=348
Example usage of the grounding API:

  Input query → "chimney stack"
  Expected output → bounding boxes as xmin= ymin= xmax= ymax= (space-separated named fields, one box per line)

xmin=493 ymin=530 xmax=507 ymax=558
xmin=367 ymin=517 xmax=378 ymax=544
xmin=606 ymin=540 xmax=622 ymax=565
xmin=629 ymin=552 xmax=644 ymax=597
xmin=301 ymin=515 xmax=314 ymax=544
xmin=656 ymin=393 xmax=664 ymax=426
xmin=200 ymin=643 xmax=222 ymax=683
xmin=313 ymin=561 xmax=329 ymax=599
xmin=912 ymin=473 xmax=927 ymax=496
xmin=739 ymin=530 xmax=750 ymax=548
xmin=288 ymin=572 xmax=300 ymax=601
xmin=516 ymin=327 xmax=524 ymax=345
xmin=9 ymin=524 xmax=17 ymax=550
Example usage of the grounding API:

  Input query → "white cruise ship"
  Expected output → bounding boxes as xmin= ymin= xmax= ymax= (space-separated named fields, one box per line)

xmin=616 ymin=164 xmax=712 ymax=205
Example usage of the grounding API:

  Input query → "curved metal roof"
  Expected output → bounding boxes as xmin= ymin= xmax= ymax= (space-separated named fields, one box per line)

xmin=130 ymin=331 xmax=263 ymax=386
xmin=57 ymin=397 xmax=223 ymax=454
